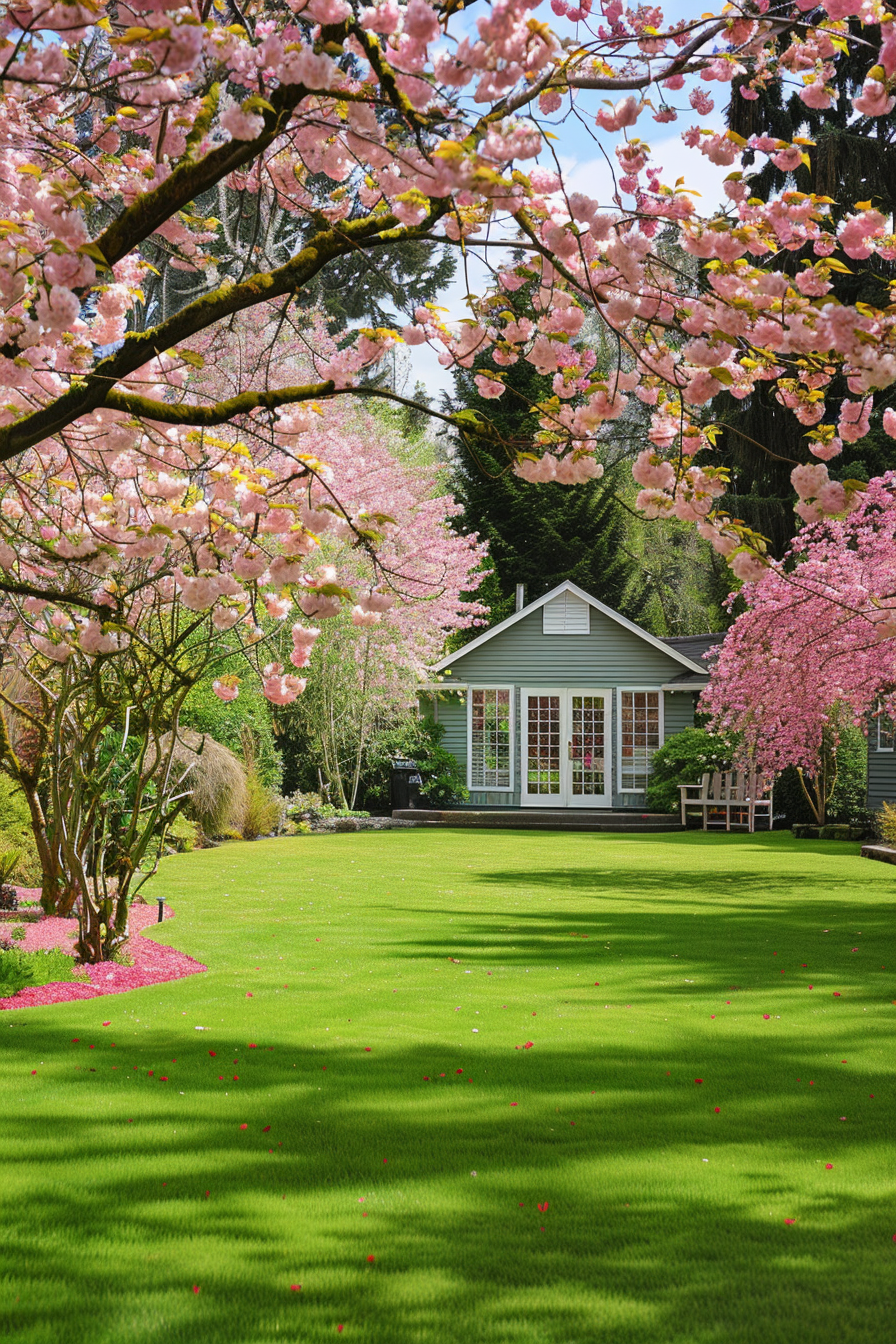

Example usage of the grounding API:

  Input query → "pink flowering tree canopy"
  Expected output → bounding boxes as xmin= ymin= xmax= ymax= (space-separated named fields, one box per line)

xmin=701 ymin=475 xmax=896 ymax=820
xmin=2 ymin=0 xmax=896 ymax=639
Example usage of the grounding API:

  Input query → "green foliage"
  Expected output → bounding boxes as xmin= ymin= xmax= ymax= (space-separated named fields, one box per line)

xmin=0 ymin=776 xmax=41 ymax=885
xmin=0 ymin=948 xmax=33 ymax=995
xmin=181 ymin=677 xmax=283 ymax=791
xmin=445 ymin=293 xmax=629 ymax=637
xmin=774 ymin=721 xmax=868 ymax=828
xmin=619 ymin=510 xmax=730 ymax=637
xmin=646 ymin=728 xmax=735 ymax=814
xmin=242 ymin=773 xmax=282 ymax=840
xmin=240 ymin=727 xmax=283 ymax=840
xmin=878 ymin=801 xmax=896 ymax=845
xmin=0 ymin=846 xmax=24 ymax=888
xmin=0 ymin=946 xmax=80 ymax=998
xmin=285 ymin=793 xmax=370 ymax=823
xmin=166 ymin=815 xmax=200 ymax=853
xmin=361 ymin=717 xmax=468 ymax=810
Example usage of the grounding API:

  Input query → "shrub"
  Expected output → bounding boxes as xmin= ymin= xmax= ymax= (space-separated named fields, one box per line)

xmin=361 ymin=718 xmax=468 ymax=810
xmin=0 ymin=947 xmax=81 ymax=998
xmin=0 ymin=948 xmax=33 ymax=996
xmin=878 ymin=801 xmax=896 ymax=845
xmin=166 ymin=815 xmax=200 ymax=853
xmin=646 ymin=728 xmax=735 ymax=815
xmin=773 ymin=723 xmax=868 ymax=827
xmin=240 ymin=726 xmax=283 ymax=839
xmin=0 ymin=776 xmax=41 ymax=886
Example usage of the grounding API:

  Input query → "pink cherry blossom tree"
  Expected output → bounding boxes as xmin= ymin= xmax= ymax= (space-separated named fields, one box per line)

xmin=1 ymin=0 xmax=896 ymax=629
xmin=0 ymin=303 xmax=486 ymax=954
xmin=701 ymin=474 xmax=896 ymax=822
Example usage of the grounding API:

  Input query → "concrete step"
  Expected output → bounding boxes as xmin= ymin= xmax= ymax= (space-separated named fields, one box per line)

xmin=391 ymin=808 xmax=684 ymax=833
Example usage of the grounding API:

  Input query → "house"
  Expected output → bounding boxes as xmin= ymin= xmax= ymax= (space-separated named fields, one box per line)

xmin=867 ymin=711 xmax=896 ymax=812
xmin=420 ymin=581 xmax=723 ymax=810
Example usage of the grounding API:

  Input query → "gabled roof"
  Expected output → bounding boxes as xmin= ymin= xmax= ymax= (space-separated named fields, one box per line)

xmin=661 ymin=633 xmax=725 ymax=668
xmin=433 ymin=581 xmax=708 ymax=676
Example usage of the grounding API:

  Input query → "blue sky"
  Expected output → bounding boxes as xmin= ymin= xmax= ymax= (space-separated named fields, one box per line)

xmin=403 ymin=3 xmax=731 ymax=396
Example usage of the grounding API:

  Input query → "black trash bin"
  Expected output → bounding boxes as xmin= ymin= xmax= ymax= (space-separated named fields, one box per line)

xmin=390 ymin=758 xmax=424 ymax=811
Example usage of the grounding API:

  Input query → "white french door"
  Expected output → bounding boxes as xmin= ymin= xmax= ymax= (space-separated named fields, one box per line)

xmin=520 ymin=689 xmax=612 ymax=807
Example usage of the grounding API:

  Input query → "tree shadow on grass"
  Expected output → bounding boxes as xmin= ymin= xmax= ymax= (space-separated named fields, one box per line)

xmin=387 ymin=878 xmax=890 ymax=1001
xmin=1 ymin=1023 xmax=892 ymax=1344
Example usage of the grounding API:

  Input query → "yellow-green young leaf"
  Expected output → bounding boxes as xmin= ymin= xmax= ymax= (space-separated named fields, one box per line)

xmin=242 ymin=95 xmax=276 ymax=115
xmin=77 ymin=241 xmax=110 ymax=266
xmin=16 ymin=165 xmax=42 ymax=176
xmin=842 ymin=478 xmax=869 ymax=491
xmin=709 ymin=366 xmax=734 ymax=385
xmin=452 ymin=409 xmax=485 ymax=426
xmin=114 ymin=25 xmax=156 ymax=43
xmin=825 ymin=258 xmax=854 ymax=274
xmin=171 ymin=348 xmax=205 ymax=369
xmin=148 ymin=523 xmax=175 ymax=538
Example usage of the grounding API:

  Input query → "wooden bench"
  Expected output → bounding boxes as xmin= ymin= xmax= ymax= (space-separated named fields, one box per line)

xmin=679 ymin=771 xmax=774 ymax=833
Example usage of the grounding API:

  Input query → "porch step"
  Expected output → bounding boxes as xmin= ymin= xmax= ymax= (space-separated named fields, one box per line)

xmin=391 ymin=808 xmax=684 ymax=833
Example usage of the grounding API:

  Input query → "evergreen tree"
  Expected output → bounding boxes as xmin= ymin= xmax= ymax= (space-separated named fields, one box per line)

xmin=445 ymin=344 xmax=629 ymax=630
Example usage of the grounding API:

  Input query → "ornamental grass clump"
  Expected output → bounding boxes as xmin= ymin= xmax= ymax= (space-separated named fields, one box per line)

xmin=240 ymin=727 xmax=283 ymax=840
xmin=878 ymin=800 xmax=896 ymax=845
xmin=162 ymin=730 xmax=249 ymax=840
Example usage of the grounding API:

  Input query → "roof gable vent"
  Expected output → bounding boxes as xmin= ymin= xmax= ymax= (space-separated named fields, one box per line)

xmin=543 ymin=590 xmax=591 ymax=635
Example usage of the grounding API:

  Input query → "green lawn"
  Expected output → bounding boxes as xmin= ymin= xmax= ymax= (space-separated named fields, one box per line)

xmin=1 ymin=830 xmax=893 ymax=1344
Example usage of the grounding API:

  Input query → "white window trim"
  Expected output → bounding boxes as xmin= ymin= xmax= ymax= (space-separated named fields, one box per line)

xmin=878 ymin=712 xmax=895 ymax=752
xmin=467 ymin=686 xmax=515 ymax=791
xmin=616 ymin=688 xmax=664 ymax=795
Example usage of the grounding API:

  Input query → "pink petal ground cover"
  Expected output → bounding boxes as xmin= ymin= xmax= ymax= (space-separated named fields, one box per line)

xmin=0 ymin=892 xmax=206 ymax=1010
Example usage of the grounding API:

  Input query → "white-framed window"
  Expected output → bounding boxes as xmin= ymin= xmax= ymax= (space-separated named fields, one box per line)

xmin=878 ymin=709 xmax=896 ymax=751
xmin=469 ymin=687 xmax=514 ymax=789
xmin=617 ymin=689 xmax=663 ymax=793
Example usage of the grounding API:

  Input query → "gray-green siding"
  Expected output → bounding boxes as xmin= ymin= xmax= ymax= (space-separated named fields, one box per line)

xmin=421 ymin=604 xmax=703 ymax=809
xmin=867 ymin=740 xmax=896 ymax=810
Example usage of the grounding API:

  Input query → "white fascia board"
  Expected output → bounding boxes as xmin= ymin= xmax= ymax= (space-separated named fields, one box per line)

xmin=431 ymin=579 xmax=707 ymax=676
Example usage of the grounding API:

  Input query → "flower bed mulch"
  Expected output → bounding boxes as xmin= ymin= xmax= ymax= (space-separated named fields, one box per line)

xmin=0 ymin=891 xmax=207 ymax=1010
